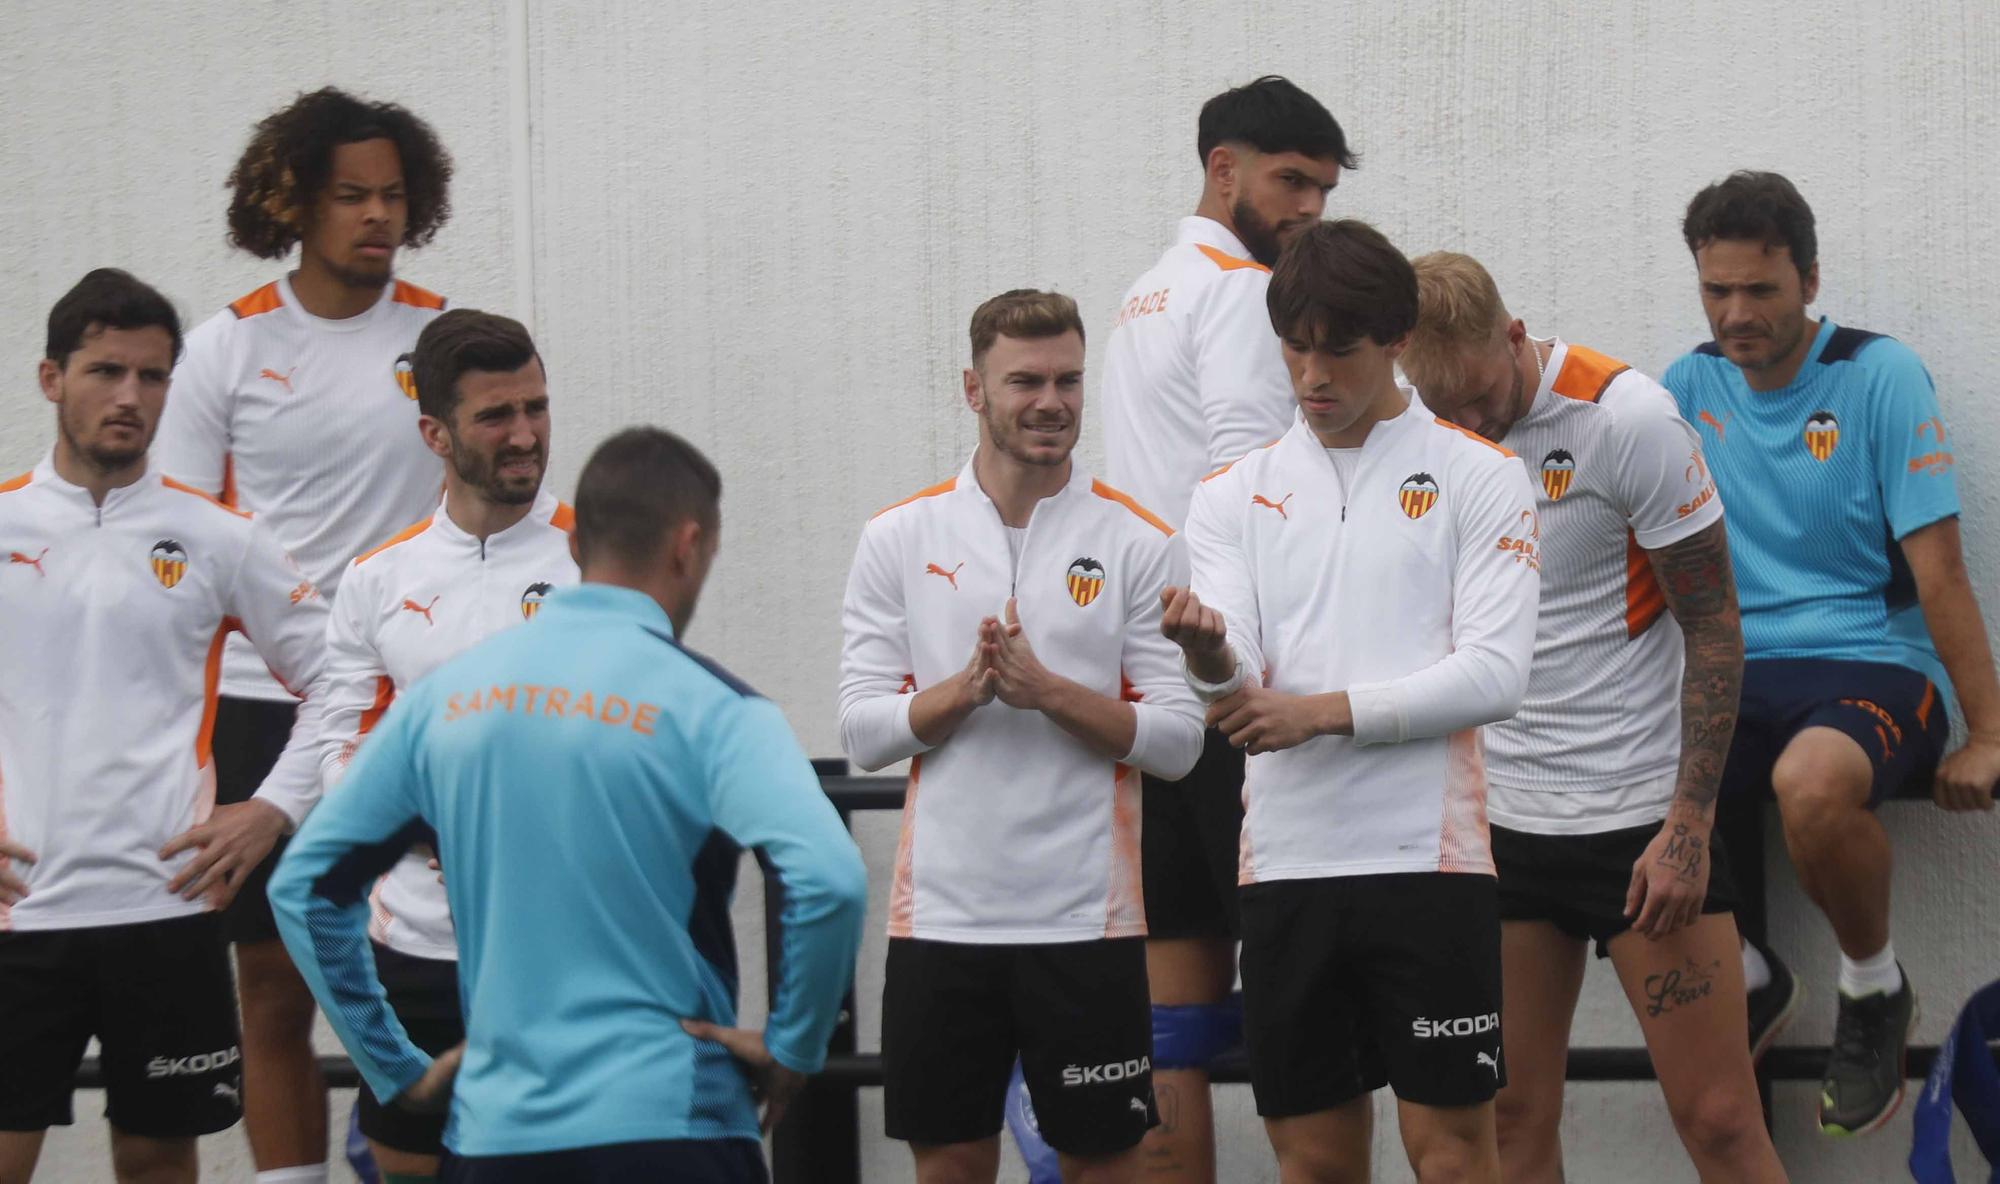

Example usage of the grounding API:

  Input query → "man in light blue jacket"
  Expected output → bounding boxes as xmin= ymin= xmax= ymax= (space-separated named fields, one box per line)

xmin=271 ymin=426 xmax=868 ymax=1183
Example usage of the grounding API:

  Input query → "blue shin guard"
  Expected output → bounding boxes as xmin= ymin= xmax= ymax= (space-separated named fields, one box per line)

xmin=1152 ymin=995 xmax=1244 ymax=1071
xmin=345 ymin=1100 xmax=382 ymax=1184
xmin=1004 ymin=1058 xmax=1063 ymax=1184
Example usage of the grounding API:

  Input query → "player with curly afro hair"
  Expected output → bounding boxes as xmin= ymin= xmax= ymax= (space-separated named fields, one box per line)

xmin=226 ymin=86 xmax=452 ymax=264
xmin=151 ymin=86 xmax=460 ymax=1184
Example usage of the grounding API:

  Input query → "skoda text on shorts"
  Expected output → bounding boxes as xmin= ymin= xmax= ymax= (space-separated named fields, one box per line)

xmin=840 ymin=290 xmax=1203 ymax=1184
xmin=1165 ymin=221 xmax=1540 ymax=1184
xmin=0 ymin=269 xmax=332 ymax=1184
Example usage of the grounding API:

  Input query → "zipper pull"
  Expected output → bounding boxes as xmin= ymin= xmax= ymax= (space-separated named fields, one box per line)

xmin=1341 ymin=504 xmax=1347 ymax=522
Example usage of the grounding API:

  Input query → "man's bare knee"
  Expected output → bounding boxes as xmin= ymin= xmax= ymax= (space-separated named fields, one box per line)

xmin=109 ymin=1131 xmax=195 ymax=1184
xmin=1667 ymin=1081 xmax=1765 ymax=1162
xmin=1771 ymin=731 xmax=1872 ymax=819
xmin=1408 ymin=1135 xmax=1485 ymax=1184
xmin=912 ymin=1138 xmax=1000 ymax=1184
xmin=1492 ymin=1084 xmax=1561 ymax=1171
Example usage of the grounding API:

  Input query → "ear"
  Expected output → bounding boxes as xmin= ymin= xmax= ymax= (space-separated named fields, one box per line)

xmin=671 ymin=518 xmax=706 ymax=574
xmin=38 ymin=358 xmax=61 ymax=405
xmin=1205 ymin=143 xmax=1237 ymax=195
xmin=1504 ymin=318 xmax=1527 ymax=348
xmin=1800 ymin=260 xmax=1820 ymax=307
xmin=417 ymin=414 xmax=454 ymax=460
xmin=1383 ymin=331 xmax=1412 ymax=364
xmin=962 ymin=367 xmax=984 ymax=414
xmin=567 ymin=531 xmax=581 ymax=567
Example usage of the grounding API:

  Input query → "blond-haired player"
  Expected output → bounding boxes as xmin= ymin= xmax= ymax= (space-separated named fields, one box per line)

xmin=1401 ymin=251 xmax=1784 ymax=1184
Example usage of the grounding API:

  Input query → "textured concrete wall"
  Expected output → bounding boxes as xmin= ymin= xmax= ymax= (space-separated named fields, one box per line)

xmin=3 ymin=1 xmax=1996 ymax=1179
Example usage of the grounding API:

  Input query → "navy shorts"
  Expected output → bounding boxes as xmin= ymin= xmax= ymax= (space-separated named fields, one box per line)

xmin=1723 ymin=658 xmax=1949 ymax=808
xmin=438 ymin=1138 xmax=766 ymax=1182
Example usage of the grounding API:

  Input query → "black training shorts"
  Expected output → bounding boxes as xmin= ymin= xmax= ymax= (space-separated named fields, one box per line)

xmin=1141 ymin=729 xmax=1245 ymax=939
xmin=357 ymin=942 xmax=464 ymax=1156
xmin=882 ymin=936 xmax=1156 ymax=1155
xmin=211 ymin=695 xmax=300 ymax=944
xmin=0 ymin=913 xmax=241 ymax=1136
xmin=1493 ymin=821 xmax=1740 ymax=958
xmin=1240 ymin=873 xmax=1504 ymax=1116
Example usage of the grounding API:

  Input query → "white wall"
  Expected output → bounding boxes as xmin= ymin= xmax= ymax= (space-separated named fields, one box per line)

xmin=4 ymin=1 xmax=1997 ymax=1179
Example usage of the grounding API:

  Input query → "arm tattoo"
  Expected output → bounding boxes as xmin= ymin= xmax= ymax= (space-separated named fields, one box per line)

xmin=1648 ymin=520 xmax=1744 ymax=817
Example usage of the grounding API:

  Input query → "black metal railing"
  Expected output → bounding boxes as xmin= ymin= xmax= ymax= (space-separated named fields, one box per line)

xmin=70 ymin=762 xmax=1958 ymax=1183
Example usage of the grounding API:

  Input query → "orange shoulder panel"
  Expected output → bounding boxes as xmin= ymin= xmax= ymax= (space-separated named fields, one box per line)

xmin=1434 ymin=418 xmax=1517 ymax=458
xmin=1089 ymin=479 xmax=1174 ymax=536
xmin=160 ymin=475 xmax=252 ymax=518
xmin=872 ymin=477 xmax=956 ymax=519
xmin=354 ymin=517 xmax=435 ymax=566
xmin=392 ymin=281 xmax=447 ymax=310
xmin=550 ymin=502 xmax=576 ymax=533
xmin=0 ymin=471 xmax=33 ymax=494
xmin=229 ymin=282 xmax=283 ymax=319
xmin=1195 ymin=243 xmax=1271 ymax=274
xmin=1202 ymin=436 xmax=1282 ymax=482
xmin=1550 ymin=344 xmax=1631 ymax=404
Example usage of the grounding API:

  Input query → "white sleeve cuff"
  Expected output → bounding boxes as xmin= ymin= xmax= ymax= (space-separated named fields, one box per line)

xmin=1123 ymin=701 xmax=1205 ymax=780
xmin=1346 ymin=681 xmax=1405 ymax=746
xmin=1182 ymin=649 xmax=1247 ymax=703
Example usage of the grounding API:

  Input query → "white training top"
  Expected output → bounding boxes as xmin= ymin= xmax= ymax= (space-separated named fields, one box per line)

xmin=0 ymin=456 xmax=329 ymax=931
xmin=838 ymin=456 xmax=1204 ymax=944
xmin=1477 ymin=340 xmax=1724 ymax=834
xmin=154 ymin=275 xmax=448 ymax=702
xmin=1100 ymin=216 xmax=1296 ymax=529
xmin=320 ymin=491 xmax=578 ymax=960
xmin=1185 ymin=398 xmax=1542 ymax=883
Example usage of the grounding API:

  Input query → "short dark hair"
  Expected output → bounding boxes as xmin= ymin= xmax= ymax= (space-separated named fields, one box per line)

xmin=225 ymin=86 xmax=454 ymax=259
xmin=968 ymin=289 xmax=1085 ymax=367
xmin=1198 ymin=75 xmax=1356 ymax=170
xmin=1682 ymin=170 xmax=1817 ymax=277
xmin=45 ymin=268 xmax=183 ymax=368
xmin=573 ymin=427 xmax=723 ymax=567
xmin=407 ymin=309 xmax=542 ymax=422
xmin=1266 ymin=219 xmax=1417 ymax=349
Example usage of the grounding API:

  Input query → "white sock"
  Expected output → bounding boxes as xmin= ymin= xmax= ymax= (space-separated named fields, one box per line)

xmin=1838 ymin=943 xmax=1903 ymax=998
xmin=1740 ymin=939 xmax=1771 ymax=992
xmin=255 ymin=1167 xmax=329 ymax=1184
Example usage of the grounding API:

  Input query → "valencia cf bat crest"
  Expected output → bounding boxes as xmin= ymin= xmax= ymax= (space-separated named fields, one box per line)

xmin=1804 ymin=410 xmax=1839 ymax=461
xmin=1540 ymin=449 xmax=1575 ymax=500
xmin=395 ymin=354 xmax=419 ymax=401
xmin=521 ymin=582 xmax=553 ymax=620
xmin=1066 ymin=557 xmax=1105 ymax=607
xmin=1398 ymin=473 xmax=1440 ymax=520
xmin=150 ymin=539 xmax=189 ymax=588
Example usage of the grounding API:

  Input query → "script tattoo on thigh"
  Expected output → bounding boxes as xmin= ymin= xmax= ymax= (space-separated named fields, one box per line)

xmin=1659 ymin=823 xmax=1706 ymax=884
xmin=1644 ymin=958 xmax=1721 ymax=1017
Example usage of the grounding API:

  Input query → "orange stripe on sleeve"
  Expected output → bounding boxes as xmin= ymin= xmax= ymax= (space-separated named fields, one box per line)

xmin=229 ymin=283 xmax=283 ymax=319
xmin=195 ymin=617 xmax=244 ymax=769
xmin=161 ymin=476 xmax=251 ymax=519
xmin=1433 ymin=418 xmax=1517 ymax=457
xmin=391 ymin=280 xmax=447 ymax=310
xmin=1089 ymin=479 xmax=1174 ymax=536
xmin=887 ymin=755 xmax=923 ymax=937
xmin=354 ymin=517 xmax=435 ymax=566
xmin=1550 ymin=344 xmax=1631 ymax=404
xmin=0 ymin=471 xmax=32 ymax=495
xmin=1625 ymin=531 xmax=1666 ymax=637
xmin=1195 ymin=243 xmax=1271 ymax=273
xmin=873 ymin=477 xmax=956 ymax=519
xmin=357 ymin=677 xmax=396 ymax=735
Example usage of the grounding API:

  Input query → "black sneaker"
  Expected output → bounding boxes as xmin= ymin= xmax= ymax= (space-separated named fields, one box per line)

xmin=1745 ymin=942 xmax=1800 ymax=1064
xmin=1818 ymin=967 xmax=1918 ymax=1137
